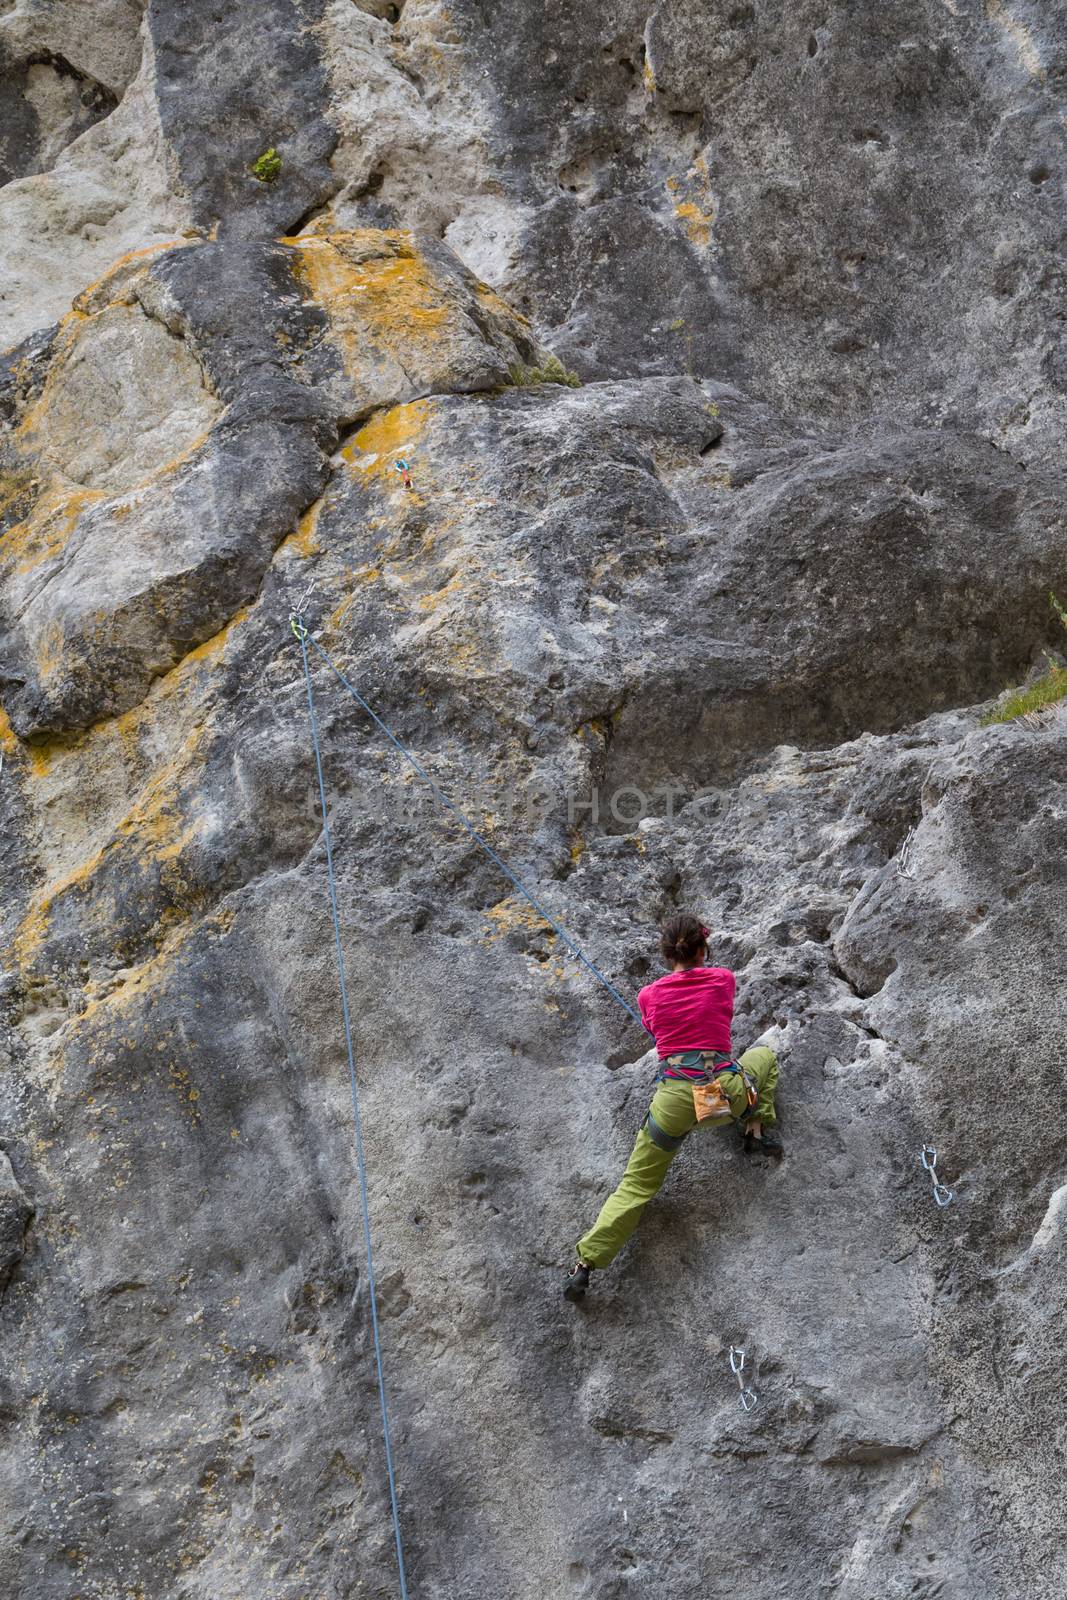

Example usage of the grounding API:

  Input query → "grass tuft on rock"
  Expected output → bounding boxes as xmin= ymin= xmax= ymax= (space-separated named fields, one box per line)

xmin=507 ymin=353 xmax=581 ymax=388
xmin=982 ymin=591 xmax=1067 ymax=725
xmin=251 ymin=147 xmax=282 ymax=183
xmin=981 ymin=668 xmax=1067 ymax=726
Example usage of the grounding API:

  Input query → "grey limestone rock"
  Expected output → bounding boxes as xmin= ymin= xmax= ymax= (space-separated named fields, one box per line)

xmin=0 ymin=1147 xmax=31 ymax=1297
xmin=0 ymin=2 xmax=1065 ymax=1599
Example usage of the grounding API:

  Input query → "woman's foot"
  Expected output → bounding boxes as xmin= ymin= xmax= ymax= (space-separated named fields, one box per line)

xmin=743 ymin=1126 xmax=785 ymax=1160
xmin=563 ymin=1260 xmax=593 ymax=1301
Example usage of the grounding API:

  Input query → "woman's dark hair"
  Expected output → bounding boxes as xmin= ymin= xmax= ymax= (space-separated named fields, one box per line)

xmin=660 ymin=912 xmax=709 ymax=968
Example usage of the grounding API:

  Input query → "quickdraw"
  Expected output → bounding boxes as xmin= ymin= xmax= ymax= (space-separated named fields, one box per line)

xmin=920 ymin=1145 xmax=955 ymax=1208
xmin=729 ymin=1345 xmax=758 ymax=1412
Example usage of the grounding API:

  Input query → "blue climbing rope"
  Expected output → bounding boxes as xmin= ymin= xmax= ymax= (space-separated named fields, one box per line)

xmin=293 ymin=616 xmax=410 ymax=1600
xmin=296 ymin=618 xmax=644 ymax=1027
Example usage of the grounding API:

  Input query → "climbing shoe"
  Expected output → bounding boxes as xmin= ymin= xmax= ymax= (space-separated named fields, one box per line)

xmin=563 ymin=1261 xmax=592 ymax=1301
xmin=743 ymin=1128 xmax=785 ymax=1161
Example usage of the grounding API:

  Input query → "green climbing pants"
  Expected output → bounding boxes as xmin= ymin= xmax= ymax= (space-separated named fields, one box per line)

xmin=576 ymin=1046 xmax=778 ymax=1270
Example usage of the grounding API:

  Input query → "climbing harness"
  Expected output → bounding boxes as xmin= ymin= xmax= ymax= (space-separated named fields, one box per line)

xmin=289 ymin=616 xmax=643 ymax=1026
xmin=729 ymin=1345 xmax=758 ymax=1413
xmin=660 ymin=1051 xmax=758 ymax=1125
xmin=292 ymin=613 xmax=410 ymax=1600
xmin=919 ymin=1145 xmax=954 ymax=1208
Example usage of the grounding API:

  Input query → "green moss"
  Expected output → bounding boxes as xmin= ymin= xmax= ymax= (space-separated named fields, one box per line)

xmin=250 ymin=147 xmax=282 ymax=183
xmin=982 ymin=591 xmax=1067 ymax=725
xmin=507 ymin=353 xmax=581 ymax=389
xmin=981 ymin=668 xmax=1067 ymax=726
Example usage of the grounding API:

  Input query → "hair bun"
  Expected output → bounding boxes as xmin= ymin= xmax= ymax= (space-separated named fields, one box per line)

xmin=660 ymin=911 xmax=710 ymax=967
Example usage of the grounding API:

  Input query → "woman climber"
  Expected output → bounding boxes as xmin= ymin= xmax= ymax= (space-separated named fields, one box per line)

xmin=565 ymin=912 xmax=781 ymax=1301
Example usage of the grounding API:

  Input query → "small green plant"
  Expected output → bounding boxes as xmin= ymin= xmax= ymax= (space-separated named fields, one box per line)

xmin=250 ymin=147 xmax=282 ymax=183
xmin=981 ymin=591 xmax=1067 ymax=726
xmin=507 ymin=353 xmax=581 ymax=389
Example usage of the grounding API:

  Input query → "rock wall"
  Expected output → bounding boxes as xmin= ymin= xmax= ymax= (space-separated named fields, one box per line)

xmin=0 ymin=3 xmax=1065 ymax=1598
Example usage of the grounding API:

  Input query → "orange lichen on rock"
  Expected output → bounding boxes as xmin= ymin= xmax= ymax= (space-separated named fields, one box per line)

xmin=0 ymin=485 xmax=105 ymax=578
xmin=481 ymin=896 xmax=557 ymax=945
xmin=8 ymin=637 xmax=226 ymax=972
xmin=71 ymin=239 xmax=194 ymax=319
xmin=343 ymin=399 xmax=432 ymax=490
xmin=12 ymin=783 xmax=203 ymax=976
xmin=76 ymin=907 xmax=228 ymax=1025
xmin=12 ymin=842 xmax=109 ymax=972
xmin=18 ymin=606 xmax=241 ymax=787
xmin=474 ymin=280 xmax=532 ymax=329
xmin=292 ymin=499 xmax=324 ymax=557
xmin=284 ymin=231 xmax=452 ymax=378
xmin=674 ymin=200 xmax=713 ymax=248
xmin=668 ymin=155 xmax=715 ymax=249
xmin=176 ymin=607 xmax=249 ymax=674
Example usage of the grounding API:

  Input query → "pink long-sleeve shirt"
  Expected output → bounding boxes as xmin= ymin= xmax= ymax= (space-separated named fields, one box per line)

xmin=638 ymin=966 xmax=736 ymax=1059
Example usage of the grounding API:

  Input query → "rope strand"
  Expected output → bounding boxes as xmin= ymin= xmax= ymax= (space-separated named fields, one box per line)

xmin=299 ymin=622 xmax=644 ymax=1027
xmin=295 ymin=621 xmax=410 ymax=1600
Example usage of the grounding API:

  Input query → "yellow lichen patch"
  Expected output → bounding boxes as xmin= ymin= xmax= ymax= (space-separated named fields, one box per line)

xmin=33 ymin=619 xmax=71 ymax=689
xmin=285 ymin=231 xmax=453 ymax=381
xmin=8 ymin=651 xmax=225 ymax=973
xmin=12 ymin=843 xmax=109 ymax=971
xmin=481 ymin=896 xmax=557 ymax=945
xmin=986 ymin=0 xmax=1045 ymax=79
xmin=76 ymin=913 xmax=209 ymax=1025
xmin=12 ymin=790 xmax=203 ymax=976
xmin=25 ymin=732 xmax=80 ymax=780
xmin=674 ymin=200 xmax=713 ymax=249
xmin=474 ymin=279 xmax=532 ymax=330
xmin=669 ymin=154 xmax=715 ymax=249
xmin=177 ymin=607 xmax=249 ymax=673
xmin=0 ymin=485 xmax=106 ymax=578
xmin=71 ymin=239 xmax=193 ymax=318
xmin=293 ymin=498 xmax=324 ymax=557
xmin=343 ymin=399 xmax=432 ymax=488
xmin=0 ymin=705 xmax=18 ymax=755
xmin=415 ymin=569 xmax=465 ymax=614
xmin=643 ymin=58 xmax=657 ymax=93
xmin=326 ymin=589 xmax=365 ymax=634
xmin=0 ymin=463 xmax=37 ymax=524
xmin=19 ymin=608 xmax=239 ymax=790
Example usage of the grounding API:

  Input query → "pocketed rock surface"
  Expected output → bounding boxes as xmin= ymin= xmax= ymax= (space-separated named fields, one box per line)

xmin=0 ymin=4 xmax=1065 ymax=1598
